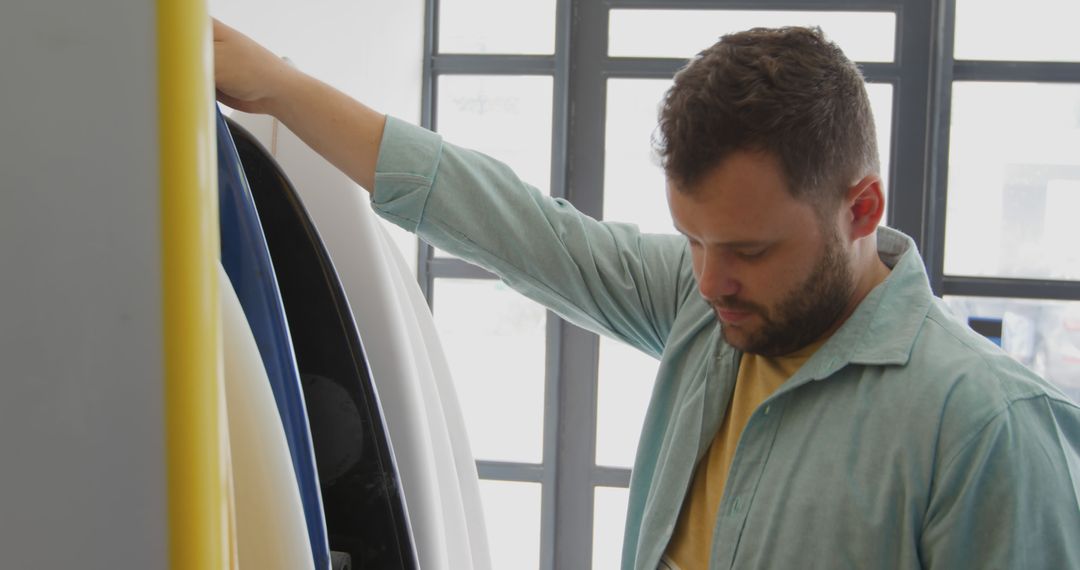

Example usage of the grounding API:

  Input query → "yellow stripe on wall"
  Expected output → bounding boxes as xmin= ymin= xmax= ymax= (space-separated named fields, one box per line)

xmin=158 ymin=2 xmax=229 ymax=568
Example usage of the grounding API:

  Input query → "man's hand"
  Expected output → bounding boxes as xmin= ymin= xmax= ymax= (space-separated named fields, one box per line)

xmin=213 ymin=19 xmax=298 ymax=115
xmin=211 ymin=18 xmax=386 ymax=192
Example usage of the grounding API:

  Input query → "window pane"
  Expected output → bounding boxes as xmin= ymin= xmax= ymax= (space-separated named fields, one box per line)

xmin=603 ymin=79 xmax=673 ymax=233
xmin=944 ymin=296 xmax=1080 ymax=403
xmin=439 ymin=0 xmax=556 ymax=55
xmin=602 ymin=80 xmax=893 ymax=231
xmin=437 ymin=75 xmax=553 ymax=193
xmin=432 ymin=279 xmax=547 ymax=462
xmin=866 ymin=83 xmax=894 ymax=223
xmin=596 ymin=337 xmax=657 ymax=468
xmin=609 ymin=10 xmax=896 ymax=62
xmin=593 ymin=486 xmax=630 ymax=570
xmin=480 ymin=480 xmax=542 ymax=570
xmin=955 ymin=0 xmax=1080 ymax=62
xmin=944 ymin=82 xmax=1080 ymax=280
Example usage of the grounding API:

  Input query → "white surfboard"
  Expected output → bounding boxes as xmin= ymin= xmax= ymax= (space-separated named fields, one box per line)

xmin=375 ymin=220 xmax=492 ymax=568
xmin=228 ymin=110 xmax=491 ymax=570
xmin=220 ymin=264 xmax=316 ymax=570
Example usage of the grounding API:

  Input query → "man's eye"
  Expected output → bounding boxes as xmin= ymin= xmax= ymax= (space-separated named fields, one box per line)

xmin=736 ymin=248 xmax=767 ymax=260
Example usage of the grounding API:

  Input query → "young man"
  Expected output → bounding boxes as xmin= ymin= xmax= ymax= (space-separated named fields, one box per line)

xmin=214 ymin=20 xmax=1080 ymax=569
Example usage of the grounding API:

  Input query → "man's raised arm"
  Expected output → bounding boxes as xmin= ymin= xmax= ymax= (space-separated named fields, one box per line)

xmin=212 ymin=19 xmax=385 ymax=192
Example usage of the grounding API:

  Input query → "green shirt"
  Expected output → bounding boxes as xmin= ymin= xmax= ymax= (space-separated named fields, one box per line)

xmin=371 ymin=116 xmax=1080 ymax=569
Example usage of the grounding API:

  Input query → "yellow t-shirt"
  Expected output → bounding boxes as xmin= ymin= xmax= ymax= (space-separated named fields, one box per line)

xmin=662 ymin=339 xmax=825 ymax=569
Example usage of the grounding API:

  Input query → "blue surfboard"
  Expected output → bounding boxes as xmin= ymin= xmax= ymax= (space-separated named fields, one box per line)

xmin=227 ymin=116 xmax=417 ymax=569
xmin=216 ymin=107 xmax=330 ymax=570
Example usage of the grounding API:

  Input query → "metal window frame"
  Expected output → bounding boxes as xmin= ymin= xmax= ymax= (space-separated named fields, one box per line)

xmin=418 ymin=1 xmax=1080 ymax=568
xmin=925 ymin=1 xmax=1080 ymax=300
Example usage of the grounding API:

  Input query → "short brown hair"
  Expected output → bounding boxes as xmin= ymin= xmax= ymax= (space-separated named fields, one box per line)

xmin=656 ymin=26 xmax=879 ymax=211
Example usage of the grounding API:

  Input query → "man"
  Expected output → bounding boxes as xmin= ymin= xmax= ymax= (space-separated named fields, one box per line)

xmin=214 ymin=20 xmax=1080 ymax=569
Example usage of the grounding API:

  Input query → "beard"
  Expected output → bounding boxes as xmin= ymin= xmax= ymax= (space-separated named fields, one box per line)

xmin=712 ymin=229 xmax=855 ymax=357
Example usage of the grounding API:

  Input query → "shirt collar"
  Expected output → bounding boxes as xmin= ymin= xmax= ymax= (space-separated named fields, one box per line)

xmin=797 ymin=226 xmax=933 ymax=380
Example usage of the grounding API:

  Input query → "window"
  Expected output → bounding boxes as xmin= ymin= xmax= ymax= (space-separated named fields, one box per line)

xmin=433 ymin=279 xmax=547 ymax=463
xmin=936 ymin=0 xmax=1080 ymax=402
xmin=607 ymin=9 xmax=896 ymax=61
xmin=954 ymin=0 xmax=1080 ymax=62
xmin=419 ymin=1 xmax=1080 ymax=568
xmin=425 ymin=3 xmax=561 ymax=568
xmin=944 ymin=83 xmax=1080 ymax=281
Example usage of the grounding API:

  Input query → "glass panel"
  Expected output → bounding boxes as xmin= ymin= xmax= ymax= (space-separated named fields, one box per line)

xmin=480 ymin=480 xmax=542 ymax=570
xmin=955 ymin=0 xmax=1080 ymax=62
xmin=944 ymin=296 xmax=1080 ymax=403
xmin=439 ymin=0 xmax=556 ymax=55
xmin=592 ymin=486 xmax=630 ymax=570
xmin=437 ymin=75 xmax=553 ymax=193
xmin=596 ymin=337 xmax=658 ymax=468
xmin=944 ymin=82 xmax=1080 ymax=280
xmin=603 ymin=79 xmax=674 ymax=233
xmin=602 ymin=80 xmax=893 ymax=231
xmin=433 ymin=279 xmax=547 ymax=462
xmin=609 ymin=10 xmax=896 ymax=62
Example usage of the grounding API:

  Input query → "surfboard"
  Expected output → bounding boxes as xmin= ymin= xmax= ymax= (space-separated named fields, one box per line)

xmin=228 ymin=117 xmax=418 ymax=569
xmin=216 ymin=107 xmax=329 ymax=570
xmin=376 ymin=224 xmax=492 ymax=570
xmin=227 ymin=110 xmax=492 ymax=570
xmin=220 ymin=264 xmax=316 ymax=570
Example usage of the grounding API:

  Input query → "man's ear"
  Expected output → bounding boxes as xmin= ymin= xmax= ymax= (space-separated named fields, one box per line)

xmin=844 ymin=175 xmax=885 ymax=240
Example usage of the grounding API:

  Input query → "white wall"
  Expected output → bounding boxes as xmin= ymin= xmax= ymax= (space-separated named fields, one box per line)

xmin=211 ymin=0 xmax=425 ymax=270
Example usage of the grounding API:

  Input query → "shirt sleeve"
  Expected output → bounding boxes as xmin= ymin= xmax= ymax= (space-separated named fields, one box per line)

xmin=370 ymin=116 xmax=697 ymax=358
xmin=920 ymin=395 xmax=1080 ymax=569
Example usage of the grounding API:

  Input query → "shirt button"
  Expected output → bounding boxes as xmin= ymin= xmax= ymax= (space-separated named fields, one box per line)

xmin=764 ymin=405 xmax=771 ymax=415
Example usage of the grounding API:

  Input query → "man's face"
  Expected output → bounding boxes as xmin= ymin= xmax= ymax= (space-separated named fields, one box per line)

xmin=667 ymin=151 xmax=855 ymax=356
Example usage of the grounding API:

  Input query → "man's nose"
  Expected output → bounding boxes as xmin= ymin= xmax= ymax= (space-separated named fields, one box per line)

xmin=697 ymin=254 xmax=740 ymax=300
